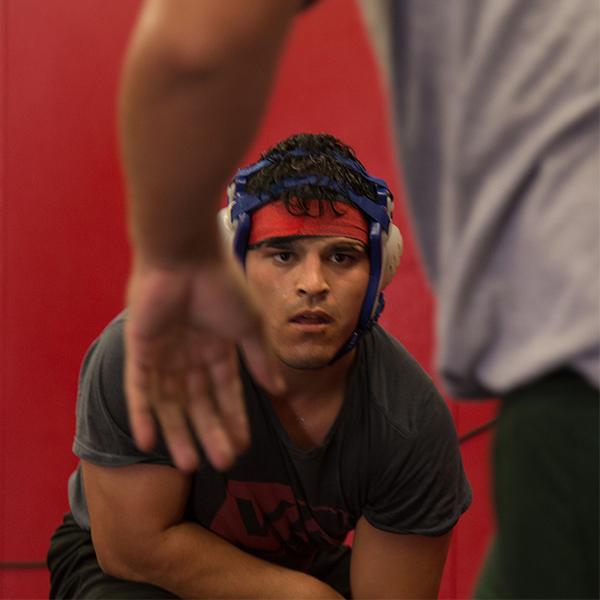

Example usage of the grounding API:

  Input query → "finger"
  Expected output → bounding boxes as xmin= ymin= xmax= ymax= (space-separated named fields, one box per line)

xmin=207 ymin=347 xmax=250 ymax=454
xmin=124 ymin=343 xmax=157 ymax=452
xmin=154 ymin=404 xmax=200 ymax=473
xmin=186 ymin=368 xmax=235 ymax=471
xmin=240 ymin=330 xmax=285 ymax=396
xmin=153 ymin=373 xmax=200 ymax=473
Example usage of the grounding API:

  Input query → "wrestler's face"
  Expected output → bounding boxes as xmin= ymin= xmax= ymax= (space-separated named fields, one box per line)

xmin=245 ymin=236 xmax=369 ymax=370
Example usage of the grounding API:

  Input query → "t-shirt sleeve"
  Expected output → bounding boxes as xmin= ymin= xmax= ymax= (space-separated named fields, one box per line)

xmin=72 ymin=314 xmax=172 ymax=467
xmin=363 ymin=388 xmax=472 ymax=537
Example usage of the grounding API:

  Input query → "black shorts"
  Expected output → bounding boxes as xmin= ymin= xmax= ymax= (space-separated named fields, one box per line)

xmin=47 ymin=513 xmax=178 ymax=599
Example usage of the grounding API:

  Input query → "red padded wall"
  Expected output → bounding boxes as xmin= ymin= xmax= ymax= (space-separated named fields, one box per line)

xmin=0 ymin=1 xmax=496 ymax=597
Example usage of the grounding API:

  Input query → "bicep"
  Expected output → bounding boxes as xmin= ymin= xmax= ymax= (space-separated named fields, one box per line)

xmin=82 ymin=459 xmax=191 ymax=578
xmin=350 ymin=516 xmax=451 ymax=600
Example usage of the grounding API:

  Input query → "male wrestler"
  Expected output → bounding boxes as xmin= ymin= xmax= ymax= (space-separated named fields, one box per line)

xmin=48 ymin=134 xmax=471 ymax=599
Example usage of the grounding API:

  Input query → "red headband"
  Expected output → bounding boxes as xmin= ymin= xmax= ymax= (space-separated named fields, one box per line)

xmin=249 ymin=199 xmax=369 ymax=246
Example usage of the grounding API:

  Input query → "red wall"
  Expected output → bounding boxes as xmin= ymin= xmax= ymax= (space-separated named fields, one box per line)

xmin=0 ymin=1 xmax=496 ymax=597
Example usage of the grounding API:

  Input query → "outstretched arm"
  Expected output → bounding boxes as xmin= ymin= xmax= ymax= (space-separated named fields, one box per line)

xmin=119 ymin=0 xmax=300 ymax=471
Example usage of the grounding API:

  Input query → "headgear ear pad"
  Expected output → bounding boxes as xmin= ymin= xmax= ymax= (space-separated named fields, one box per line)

xmin=378 ymin=191 xmax=403 ymax=292
xmin=379 ymin=222 xmax=403 ymax=293
xmin=217 ymin=203 xmax=235 ymax=250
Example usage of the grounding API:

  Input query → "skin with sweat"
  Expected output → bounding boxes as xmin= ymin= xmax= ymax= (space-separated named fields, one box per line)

xmin=245 ymin=234 xmax=370 ymax=450
xmin=245 ymin=235 xmax=370 ymax=370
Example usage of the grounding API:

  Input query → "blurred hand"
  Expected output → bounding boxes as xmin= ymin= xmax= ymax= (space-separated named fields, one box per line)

xmin=124 ymin=254 xmax=282 ymax=472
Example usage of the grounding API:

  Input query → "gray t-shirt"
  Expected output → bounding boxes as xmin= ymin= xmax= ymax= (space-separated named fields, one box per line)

xmin=69 ymin=312 xmax=471 ymax=596
xmin=358 ymin=0 xmax=600 ymax=397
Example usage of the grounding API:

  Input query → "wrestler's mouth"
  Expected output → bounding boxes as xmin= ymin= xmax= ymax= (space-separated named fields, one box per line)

xmin=289 ymin=310 xmax=333 ymax=325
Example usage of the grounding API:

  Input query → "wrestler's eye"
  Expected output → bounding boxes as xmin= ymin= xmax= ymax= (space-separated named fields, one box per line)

xmin=328 ymin=243 xmax=366 ymax=267
xmin=330 ymin=253 xmax=355 ymax=265
xmin=273 ymin=251 xmax=294 ymax=264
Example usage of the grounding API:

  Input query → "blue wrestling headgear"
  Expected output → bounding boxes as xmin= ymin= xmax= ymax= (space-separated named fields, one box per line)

xmin=218 ymin=140 xmax=403 ymax=360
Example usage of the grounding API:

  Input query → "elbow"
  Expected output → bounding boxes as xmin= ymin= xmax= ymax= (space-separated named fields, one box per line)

xmin=124 ymin=32 xmax=219 ymax=83
xmin=128 ymin=22 xmax=250 ymax=80
xmin=139 ymin=35 xmax=229 ymax=80
xmin=93 ymin=535 xmax=159 ymax=584
xmin=95 ymin=544 xmax=138 ymax=582
xmin=127 ymin=3 xmax=296 ymax=79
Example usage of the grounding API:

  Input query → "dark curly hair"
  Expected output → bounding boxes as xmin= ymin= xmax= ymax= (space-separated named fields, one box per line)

xmin=244 ymin=133 xmax=379 ymax=217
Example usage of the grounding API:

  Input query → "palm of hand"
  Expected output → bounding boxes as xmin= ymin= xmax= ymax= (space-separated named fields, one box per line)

xmin=124 ymin=259 xmax=279 ymax=471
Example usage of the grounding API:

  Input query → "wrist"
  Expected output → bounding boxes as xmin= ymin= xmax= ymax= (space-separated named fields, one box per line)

xmin=130 ymin=242 xmax=225 ymax=274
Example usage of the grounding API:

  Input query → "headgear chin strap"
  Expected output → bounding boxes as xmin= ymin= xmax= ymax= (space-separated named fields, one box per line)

xmin=219 ymin=149 xmax=403 ymax=362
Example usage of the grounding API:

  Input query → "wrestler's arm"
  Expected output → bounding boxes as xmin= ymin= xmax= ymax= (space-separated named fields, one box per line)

xmin=350 ymin=516 xmax=451 ymax=599
xmin=119 ymin=0 xmax=301 ymax=472
xmin=83 ymin=460 xmax=342 ymax=599
xmin=120 ymin=0 xmax=300 ymax=264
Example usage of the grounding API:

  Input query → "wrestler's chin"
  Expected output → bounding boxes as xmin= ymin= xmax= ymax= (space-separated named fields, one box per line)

xmin=274 ymin=343 xmax=339 ymax=371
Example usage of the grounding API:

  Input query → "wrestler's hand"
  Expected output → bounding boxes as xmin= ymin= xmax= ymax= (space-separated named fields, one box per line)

xmin=124 ymin=254 xmax=282 ymax=472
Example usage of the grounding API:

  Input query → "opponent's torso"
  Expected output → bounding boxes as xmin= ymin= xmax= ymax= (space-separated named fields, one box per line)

xmin=359 ymin=0 xmax=600 ymax=396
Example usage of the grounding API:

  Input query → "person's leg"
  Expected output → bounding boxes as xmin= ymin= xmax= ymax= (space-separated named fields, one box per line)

xmin=48 ymin=513 xmax=179 ymax=599
xmin=475 ymin=369 xmax=599 ymax=599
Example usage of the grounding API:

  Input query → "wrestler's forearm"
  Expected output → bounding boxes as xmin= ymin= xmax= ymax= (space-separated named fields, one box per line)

xmin=119 ymin=0 xmax=298 ymax=267
xmin=110 ymin=520 xmax=342 ymax=599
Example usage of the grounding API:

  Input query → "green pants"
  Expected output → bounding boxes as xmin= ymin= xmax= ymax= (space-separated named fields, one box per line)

xmin=475 ymin=370 xmax=599 ymax=600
